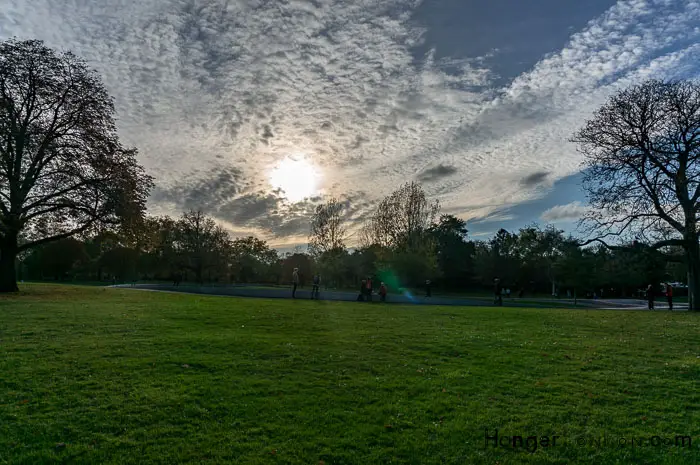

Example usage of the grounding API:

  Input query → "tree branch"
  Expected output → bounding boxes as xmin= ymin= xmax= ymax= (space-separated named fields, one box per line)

xmin=18 ymin=219 xmax=98 ymax=252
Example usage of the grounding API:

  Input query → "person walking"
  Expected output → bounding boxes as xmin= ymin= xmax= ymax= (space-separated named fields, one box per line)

xmin=425 ymin=279 xmax=432 ymax=298
xmin=312 ymin=273 xmax=321 ymax=299
xmin=665 ymin=283 xmax=673 ymax=311
xmin=292 ymin=268 xmax=299 ymax=299
xmin=366 ymin=276 xmax=373 ymax=302
xmin=646 ymin=284 xmax=655 ymax=310
xmin=494 ymin=278 xmax=503 ymax=306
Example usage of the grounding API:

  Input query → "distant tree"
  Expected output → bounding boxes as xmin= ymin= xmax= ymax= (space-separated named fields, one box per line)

xmin=173 ymin=210 xmax=231 ymax=283
xmin=83 ymin=229 xmax=121 ymax=281
xmin=556 ymin=239 xmax=596 ymax=304
xmin=99 ymin=246 xmax=139 ymax=282
xmin=573 ymin=79 xmax=700 ymax=310
xmin=360 ymin=181 xmax=440 ymax=250
xmin=231 ymin=236 xmax=279 ymax=283
xmin=485 ymin=229 xmax=520 ymax=289
xmin=390 ymin=242 xmax=440 ymax=288
xmin=309 ymin=198 xmax=346 ymax=257
xmin=308 ymin=197 xmax=348 ymax=287
xmin=348 ymin=244 xmax=387 ymax=283
xmin=316 ymin=247 xmax=351 ymax=288
xmin=133 ymin=216 xmax=179 ymax=280
xmin=23 ymin=237 xmax=87 ymax=281
xmin=517 ymin=225 xmax=566 ymax=295
xmin=281 ymin=252 xmax=312 ymax=287
xmin=0 ymin=39 xmax=152 ymax=292
xmin=429 ymin=214 xmax=475 ymax=289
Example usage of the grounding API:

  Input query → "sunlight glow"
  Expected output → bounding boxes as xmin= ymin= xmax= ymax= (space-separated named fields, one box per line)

xmin=269 ymin=155 xmax=321 ymax=202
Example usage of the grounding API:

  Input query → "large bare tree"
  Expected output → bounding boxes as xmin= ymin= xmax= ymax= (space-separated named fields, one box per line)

xmin=360 ymin=181 xmax=440 ymax=250
xmin=0 ymin=39 xmax=152 ymax=292
xmin=308 ymin=197 xmax=346 ymax=257
xmin=573 ymin=79 xmax=700 ymax=310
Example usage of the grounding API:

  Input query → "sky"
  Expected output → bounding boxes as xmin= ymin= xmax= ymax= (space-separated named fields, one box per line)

xmin=2 ymin=0 xmax=700 ymax=248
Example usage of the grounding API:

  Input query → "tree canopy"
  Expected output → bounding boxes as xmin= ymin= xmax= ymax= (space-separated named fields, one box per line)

xmin=0 ymin=39 xmax=152 ymax=292
xmin=574 ymin=79 xmax=700 ymax=309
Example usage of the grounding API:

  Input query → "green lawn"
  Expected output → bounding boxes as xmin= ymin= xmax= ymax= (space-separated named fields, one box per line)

xmin=1 ymin=285 xmax=698 ymax=464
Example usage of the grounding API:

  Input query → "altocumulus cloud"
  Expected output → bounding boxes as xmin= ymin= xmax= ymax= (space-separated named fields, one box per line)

xmin=2 ymin=0 xmax=700 ymax=245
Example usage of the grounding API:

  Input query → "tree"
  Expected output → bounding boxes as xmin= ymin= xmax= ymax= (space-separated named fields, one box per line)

xmin=517 ymin=225 xmax=566 ymax=295
xmin=556 ymin=239 xmax=596 ymax=304
xmin=390 ymin=242 xmax=440 ymax=287
xmin=173 ymin=211 xmax=231 ymax=283
xmin=23 ymin=237 xmax=87 ymax=281
xmin=99 ymin=246 xmax=139 ymax=282
xmin=281 ymin=252 xmax=312 ymax=287
xmin=484 ymin=229 xmax=520 ymax=289
xmin=231 ymin=236 xmax=279 ymax=283
xmin=0 ymin=39 xmax=152 ymax=292
xmin=309 ymin=197 xmax=346 ymax=256
xmin=316 ymin=247 xmax=351 ymax=288
xmin=309 ymin=197 xmax=348 ymax=287
xmin=429 ymin=214 xmax=475 ymax=289
xmin=360 ymin=181 xmax=440 ymax=250
xmin=573 ymin=79 xmax=700 ymax=309
xmin=132 ymin=216 xmax=179 ymax=280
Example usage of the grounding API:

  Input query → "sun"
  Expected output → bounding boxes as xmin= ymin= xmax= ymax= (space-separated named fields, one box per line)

xmin=269 ymin=156 xmax=320 ymax=202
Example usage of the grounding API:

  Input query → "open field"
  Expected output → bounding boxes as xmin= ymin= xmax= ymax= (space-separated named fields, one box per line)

xmin=1 ymin=285 xmax=699 ymax=464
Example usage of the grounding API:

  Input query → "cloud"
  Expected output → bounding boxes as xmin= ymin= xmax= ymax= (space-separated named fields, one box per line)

xmin=150 ymin=166 xmax=242 ymax=213
xmin=472 ymin=211 xmax=516 ymax=224
xmin=417 ymin=164 xmax=458 ymax=183
xmin=541 ymin=201 xmax=590 ymax=222
xmin=520 ymin=171 xmax=550 ymax=187
xmin=2 ymin=0 xmax=700 ymax=246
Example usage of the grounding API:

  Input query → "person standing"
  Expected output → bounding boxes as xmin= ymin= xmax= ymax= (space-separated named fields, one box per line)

xmin=494 ymin=278 xmax=502 ymax=306
xmin=665 ymin=283 xmax=673 ymax=311
xmin=366 ymin=276 xmax=373 ymax=302
xmin=646 ymin=284 xmax=655 ymax=310
xmin=425 ymin=279 xmax=432 ymax=298
xmin=358 ymin=279 xmax=366 ymax=301
xmin=312 ymin=273 xmax=321 ymax=299
xmin=292 ymin=268 xmax=299 ymax=299
xmin=379 ymin=282 xmax=387 ymax=302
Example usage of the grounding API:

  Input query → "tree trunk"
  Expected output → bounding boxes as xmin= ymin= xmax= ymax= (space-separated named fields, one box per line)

xmin=686 ymin=242 xmax=700 ymax=311
xmin=0 ymin=237 xmax=19 ymax=293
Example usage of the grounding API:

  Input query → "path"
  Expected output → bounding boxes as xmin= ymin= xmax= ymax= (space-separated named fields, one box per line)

xmin=113 ymin=284 xmax=688 ymax=310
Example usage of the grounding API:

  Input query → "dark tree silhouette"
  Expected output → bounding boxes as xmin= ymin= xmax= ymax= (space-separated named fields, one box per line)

xmin=308 ymin=197 xmax=346 ymax=257
xmin=360 ymin=181 xmax=439 ymax=250
xmin=573 ymin=79 xmax=700 ymax=310
xmin=428 ymin=214 xmax=475 ymax=289
xmin=0 ymin=39 xmax=152 ymax=292
xmin=173 ymin=210 xmax=231 ymax=284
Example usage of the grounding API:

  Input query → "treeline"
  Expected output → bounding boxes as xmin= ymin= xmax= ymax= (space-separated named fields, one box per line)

xmin=309 ymin=182 xmax=685 ymax=297
xmin=20 ymin=182 xmax=686 ymax=298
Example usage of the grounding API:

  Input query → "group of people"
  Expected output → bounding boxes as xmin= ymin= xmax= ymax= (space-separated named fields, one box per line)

xmin=358 ymin=277 xmax=388 ymax=302
xmin=646 ymin=283 xmax=674 ymax=310
xmin=291 ymin=269 xmax=389 ymax=302
xmin=291 ymin=268 xmax=322 ymax=299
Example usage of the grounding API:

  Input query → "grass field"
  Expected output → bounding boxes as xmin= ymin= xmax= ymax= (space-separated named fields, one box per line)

xmin=1 ymin=285 xmax=699 ymax=464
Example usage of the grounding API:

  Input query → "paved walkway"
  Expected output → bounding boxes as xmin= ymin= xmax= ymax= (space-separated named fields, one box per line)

xmin=113 ymin=284 xmax=688 ymax=310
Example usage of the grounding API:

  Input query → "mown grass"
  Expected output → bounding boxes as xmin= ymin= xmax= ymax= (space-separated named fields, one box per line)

xmin=1 ymin=285 xmax=699 ymax=464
